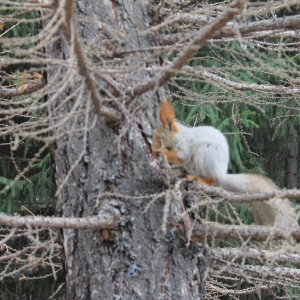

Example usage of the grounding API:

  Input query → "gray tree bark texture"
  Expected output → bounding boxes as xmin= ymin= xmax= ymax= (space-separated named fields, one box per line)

xmin=48 ymin=1 xmax=207 ymax=299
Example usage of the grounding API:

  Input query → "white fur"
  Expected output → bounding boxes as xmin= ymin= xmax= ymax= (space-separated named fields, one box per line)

xmin=168 ymin=122 xmax=297 ymax=228
xmin=173 ymin=122 xmax=229 ymax=179
xmin=166 ymin=122 xmax=297 ymax=228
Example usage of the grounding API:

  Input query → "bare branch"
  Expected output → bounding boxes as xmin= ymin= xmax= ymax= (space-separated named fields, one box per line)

xmin=185 ymin=180 xmax=300 ymax=203
xmin=0 ymin=237 xmax=59 ymax=262
xmin=159 ymin=14 xmax=300 ymax=45
xmin=214 ymin=14 xmax=300 ymax=39
xmin=0 ymin=213 xmax=119 ymax=229
xmin=212 ymin=261 xmax=300 ymax=283
xmin=209 ymin=247 xmax=300 ymax=265
xmin=0 ymin=81 xmax=44 ymax=97
xmin=193 ymin=223 xmax=300 ymax=242
xmin=183 ymin=66 xmax=300 ymax=94
xmin=128 ymin=0 xmax=245 ymax=99
xmin=61 ymin=0 xmax=121 ymax=121
xmin=143 ymin=13 xmax=212 ymax=34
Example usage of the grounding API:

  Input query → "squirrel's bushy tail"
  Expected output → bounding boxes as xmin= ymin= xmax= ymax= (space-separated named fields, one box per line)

xmin=217 ymin=173 xmax=277 ymax=194
xmin=218 ymin=173 xmax=298 ymax=228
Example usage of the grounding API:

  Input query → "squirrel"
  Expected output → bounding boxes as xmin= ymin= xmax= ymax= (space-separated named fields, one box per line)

xmin=152 ymin=100 xmax=297 ymax=228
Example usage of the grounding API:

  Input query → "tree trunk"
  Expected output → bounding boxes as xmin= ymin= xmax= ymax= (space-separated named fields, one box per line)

xmin=48 ymin=1 xmax=207 ymax=299
xmin=285 ymin=130 xmax=299 ymax=189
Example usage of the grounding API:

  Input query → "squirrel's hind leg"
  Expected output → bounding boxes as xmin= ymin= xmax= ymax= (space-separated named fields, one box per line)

xmin=187 ymin=175 xmax=216 ymax=186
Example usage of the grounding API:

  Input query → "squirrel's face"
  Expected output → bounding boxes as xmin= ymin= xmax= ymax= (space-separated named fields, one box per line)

xmin=152 ymin=128 xmax=164 ymax=151
xmin=152 ymin=126 xmax=175 ymax=152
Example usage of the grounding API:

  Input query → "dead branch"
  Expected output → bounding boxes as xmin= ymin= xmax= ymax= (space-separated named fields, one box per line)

xmin=61 ymin=0 xmax=121 ymax=121
xmin=205 ymin=280 xmax=277 ymax=297
xmin=0 ymin=238 xmax=60 ymax=262
xmin=193 ymin=223 xmax=300 ymax=242
xmin=209 ymin=247 xmax=300 ymax=265
xmin=128 ymin=0 xmax=245 ymax=99
xmin=185 ymin=180 xmax=300 ymax=202
xmin=182 ymin=66 xmax=300 ymax=94
xmin=0 ymin=82 xmax=44 ymax=97
xmin=143 ymin=13 xmax=212 ymax=34
xmin=215 ymin=14 xmax=300 ymax=39
xmin=212 ymin=261 xmax=300 ymax=283
xmin=159 ymin=14 xmax=300 ymax=45
xmin=242 ymin=29 xmax=300 ymax=40
xmin=0 ymin=213 xmax=119 ymax=229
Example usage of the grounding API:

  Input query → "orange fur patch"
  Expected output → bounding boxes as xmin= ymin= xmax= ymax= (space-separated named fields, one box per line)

xmin=165 ymin=149 xmax=183 ymax=164
xmin=187 ymin=175 xmax=216 ymax=186
xmin=159 ymin=101 xmax=178 ymax=132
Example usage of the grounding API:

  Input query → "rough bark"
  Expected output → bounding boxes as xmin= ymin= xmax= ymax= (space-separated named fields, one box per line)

xmin=285 ymin=132 xmax=299 ymax=189
xmin=48 ymin=1 xmax=207 ymax=299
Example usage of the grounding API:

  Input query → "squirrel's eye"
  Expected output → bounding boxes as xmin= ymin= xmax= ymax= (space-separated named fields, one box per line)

xmin=160 ymin=134 xmax=165 ymax=140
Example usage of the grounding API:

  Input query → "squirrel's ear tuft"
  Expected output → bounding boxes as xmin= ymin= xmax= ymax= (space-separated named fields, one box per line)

xmin=159 ymin=100 xmax=178 ymax=132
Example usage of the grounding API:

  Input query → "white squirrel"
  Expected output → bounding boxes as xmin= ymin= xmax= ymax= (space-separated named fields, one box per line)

xmin=152 ymin=100 xmax=297 ymax=228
